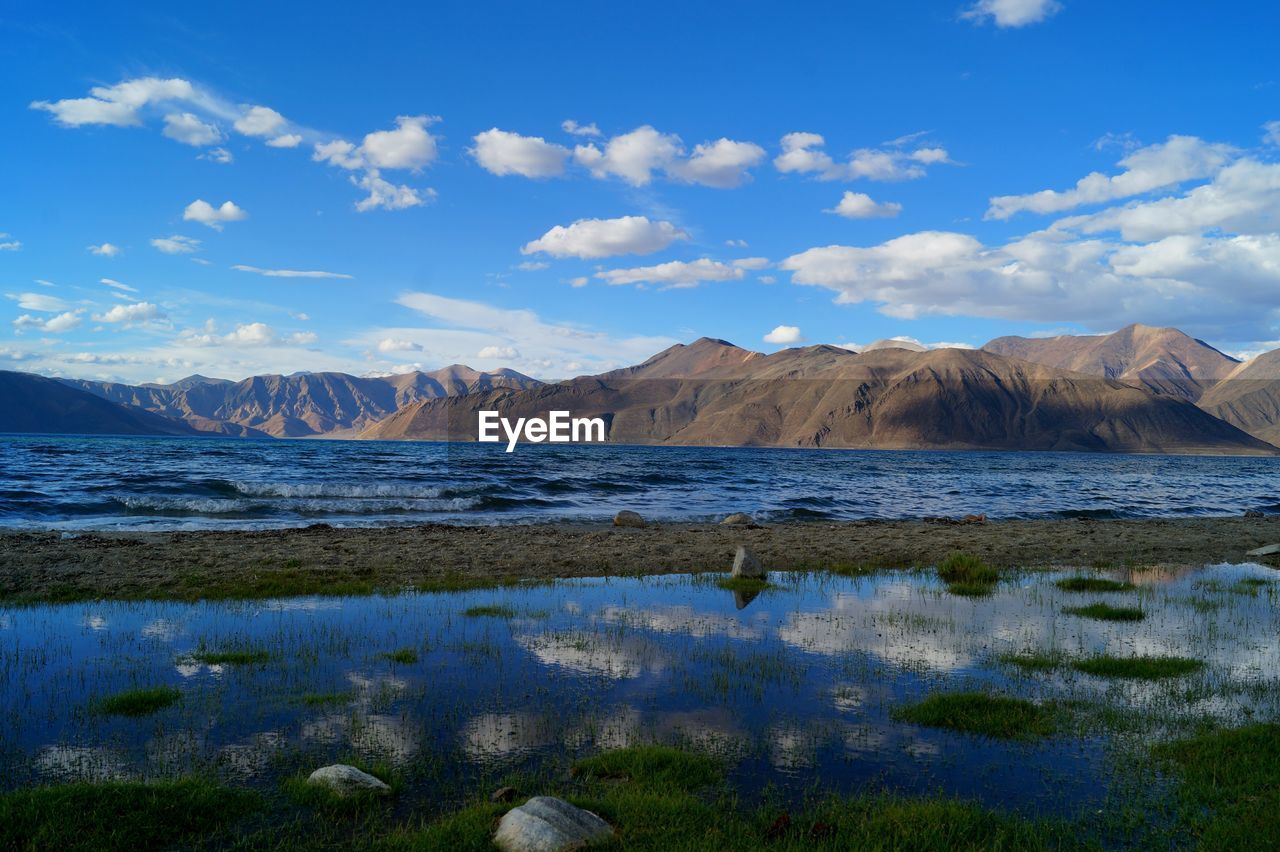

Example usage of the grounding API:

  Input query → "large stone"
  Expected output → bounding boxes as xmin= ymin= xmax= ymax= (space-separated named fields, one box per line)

xmin=613 ymin=510 xmax=645 ymax=528
xmin=720 ymin=512 xmax=755 ymax=525
xmin=307 ymin=764 xmax=390 ymax=795
xmin=732 ymin=544 xmax=765 ymax=579
xmin=494 ymin=796 xmax=613 ymax=852
xmin=1247 ymin=543 xmax=1280 ymax=557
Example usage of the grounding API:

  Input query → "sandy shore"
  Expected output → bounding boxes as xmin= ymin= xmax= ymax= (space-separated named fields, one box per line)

xmin=2 ymin=517 xmax=1278 ymax=603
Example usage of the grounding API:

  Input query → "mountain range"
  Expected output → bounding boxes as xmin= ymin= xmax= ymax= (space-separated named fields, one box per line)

xmin=4 ymin=323 xmax=1280 ymax=455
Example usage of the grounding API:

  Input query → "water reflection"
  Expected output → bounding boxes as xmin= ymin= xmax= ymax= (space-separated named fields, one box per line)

xmin=1 ymin=564 xmax=1277 ymax=817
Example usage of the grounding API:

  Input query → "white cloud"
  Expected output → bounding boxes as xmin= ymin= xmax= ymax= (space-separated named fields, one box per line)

xmin=162 ymin=112 xmax=222 ymax=146
xmin=774 ymin=132 xmax=950 ymax=181
xmin=764 ymin=325 xmax=804 ymax=344
xmin=596 ymin=259 xmax=745 ymax=289
xmin=517 ymin=261 xmax=550 ymax=271
xmin=93 ymin=301 xmax=161 ymax=326
xmin=232 ymin=265 xmax=353 ymax=279
xmin=12 ymin=311 xmax=83 ymax=334
xmin=352 ymin=172 xmax=432 ymax=212
xmin=313 ymin=139 xmax=364 ymax=169
xmin=962 ymin=0 xmax=1062 ymax=27
xmin=183 ymin=199 xmax=247 ymax=230
xmin=667 ymin=138 xmax=766 ymax=188
xmin=522 ymin=216 xmax=688 ymax=259
xmin=7 ymin=292 xmax=69 ymax=312
xmin=100 ymin=277 xmax=138 ymax=293
xmin=725 ymin=238 xmax=748 ymax=248
xmin=151 ymin=235 xmax=201 ymax=254
xmin=828 ymin=191 xmax=903 ymax=218
xmin=561 ymin=120 xmax=601 ymax=137
xmin=1265 ymin=121 xmax=1280 ymax=147
xmin=87 ymin=242 xmax=121 ymax=257
xmin=288 ymin=331 xmax=318 ymax=345
xmin=377 ymin=338 xmax=423 ymax=353
xmin=478 ymin=345 xmax=519 ymax=359
xmin=224 ymin=322 xmax=275 ymax=345
xmin=31 ymin=77 xmax=196 ymax=127
xmin=732 ymin=257 xmax=771 ymax=270
xmin=233 ymin=105 xmax=287 ymax=137
xmin=361 ymin=115 xmax=438 ymax=170
xmin=471 ymin=128 xmax=571 ymax=178
xmin=569 ymin=276 xmax=589 ymax=288
xmin=266 ymin=134 xmax=302 ymax=148
xmin=200 ymin=147 xmax=233 ymax=164
xmin=0 ymin=234 xmax=21 ymax=251
xmin=987 ymin=135 xmax=1236 ymax=219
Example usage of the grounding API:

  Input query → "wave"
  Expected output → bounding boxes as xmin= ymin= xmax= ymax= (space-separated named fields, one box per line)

xmin=110 ymin=494 xmax=482 ymax=516
xmin=228 ymin=481 xmax=450 ymax=499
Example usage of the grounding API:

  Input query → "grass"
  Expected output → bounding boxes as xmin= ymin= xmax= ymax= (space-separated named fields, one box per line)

xmin=1062 ymin=603 xmax=1145 ymax=622
xmin=187 ymin=647 xmax=272 ymax=665
xmin=284 ymin=760 xmax=399 ymax=812
xmin=1157 ymin=723 xmax=1280 ymax=848
xmin=936 ymin=552 xmax=999 ymax=596
xmin=892 ymin=692 xmax=1054 ymax=739
xmin=298 ymin=691 xmax=350 ymax=706
xmin=1072 ymin=655 xmax=1204 ymax=679
xmin=91 ymin=686 xmax=181 ymax=717
xmin=715 ymin=576 xmax=772 ymax=593
xmin=998 ymin=651 xmax=1063 ymax=673
xmin=380 ymin=647 xmax=419 ymax=664
xmin=572 ymin=745 xmax=722 ymax=791
xmin=1055 ymin=576 xmax=1135 ymax=592
xmin=462 ymin=604 xmax=517 ymax=618
xmin=0 ymin=779 xmax=259 ymax=851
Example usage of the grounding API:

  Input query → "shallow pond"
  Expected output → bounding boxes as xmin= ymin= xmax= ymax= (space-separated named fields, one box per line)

xmin=2 ymin=562 xmax=1277 ymax=823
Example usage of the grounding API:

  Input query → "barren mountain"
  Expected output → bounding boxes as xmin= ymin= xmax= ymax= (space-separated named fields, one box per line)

xmin=62 ymin=365 xmax=540 ymax=438
xmin=1197 ymin=350 xmax=1280 ymax=445
xmin=982 ymin=323 xmax=1239 ymax=401
xmin=0 ymin=371 xmax=198 ymax=436
xmin=360 ymin=339 xmax=1274 ymax=455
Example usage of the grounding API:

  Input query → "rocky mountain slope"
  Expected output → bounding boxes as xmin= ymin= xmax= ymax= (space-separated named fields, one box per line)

xmin=0 ymin=371 xmax=198 ymax=436
xmin=1197 ymin=350 xmax=1280 ymax=445
xmin=360 ymin=338 xmax=1275 ymax=455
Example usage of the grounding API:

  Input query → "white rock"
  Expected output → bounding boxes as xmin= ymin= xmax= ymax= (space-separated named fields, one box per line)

xmin=720 ymin=512 xmax=755 ymax=525
xmin=307 ymin=764 xmax=390 ymax=795
xmin=613 ymin=510 xmax=645 ymax=528
xmin=1246 ymin=543 xmax=1280 ymax=557
xmin=731 ymin=544 xmax=766 ymax=579
xmin=494 ymin=796 xmax=613 ymax=852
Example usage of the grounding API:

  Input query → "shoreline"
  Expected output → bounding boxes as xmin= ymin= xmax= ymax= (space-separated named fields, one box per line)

xmin=2 ymin=516 xmax=1278 ymax=604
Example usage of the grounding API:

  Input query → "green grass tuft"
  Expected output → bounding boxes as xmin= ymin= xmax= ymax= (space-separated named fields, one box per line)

xmin=188 ymin=647 xmax=271 ymax=665
xmin=1055 ymin=576 xmax=1135 ymax=592
xmin=998 ymin=651 xmax=1063 ymax=673
xmin=1072 ymin=655 xmax=1203 ymax=679
xmin=1062 ymin=603 xmax=1145 ymax=622
xmin=92 ymin=686 xmax=181 ymax=717
xmin=380 ymin=647 xmax=419 ymax=664
xmin=0 ymin=779 xmax=259 ymax=851
xmin=893 ymin=692 xmax=1054 ymax=739
xmin=572 ymin=745 xmax=722 ymax=792
xmin=462 ymin=604 xmax=517 ymax=618
xmin=937 ymin=552 xmax=999 ymax=585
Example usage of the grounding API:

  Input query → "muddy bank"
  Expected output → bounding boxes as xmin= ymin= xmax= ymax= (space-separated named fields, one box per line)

xmin=2 ymin=517 xmax=1278 ymax=603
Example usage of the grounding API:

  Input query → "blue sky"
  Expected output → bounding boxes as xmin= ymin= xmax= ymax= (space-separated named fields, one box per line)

xmin=3 ymin=0 xmax=1280 ymax=383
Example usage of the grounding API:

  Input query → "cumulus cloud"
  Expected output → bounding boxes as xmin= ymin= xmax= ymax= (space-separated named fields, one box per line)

xmin=266 ymin=134 xmax=302 ymax=148
xmin=183 ymin=199 xmax=247 ymax=229
xmin=478 ymin=345 xmax=519 ymax=359
xmin=232 ymin=265 xmax=353 ymax=279
xmin=12 ymin=311 xmax=83 ymax=334
xmin=362 ymin=115 xmax=439 ymax=170
xmin=87 ymin=243 xmax=121 ymax=257
xmin=471 ymin=128 xmax=571 ymax=178
xmin=774 ymin=132 xmax=951 ymax=181
xmin=764 ymin=325 xmax=804 ymax=344
xmin=377 ymin=338 xmax=423 ymax=353
xmin=828 ymin=191 xmax=903 ymax=218
xmin=31 ymin=77 xmax=196 ymax=127
xmin=596 ymin=259 xmax=745 ymax=289
xmin=233 ymin=105 xmax=287 ymax=137
xmin=7 ymin=292 xmax=69 ymax=312
xmin=667 ymin=138 xmax=767 ymax=188
xmin=352 ymin=172 xmax=433 ymax=212
xmin=162 ymin=112 xmax=222 ymax=146
xmin=93 ymin=301 xmax=161 ymax=326
xmin=522 ymin=216 xmax=688 ymax=259
xmin=151 ymin=235 xmax=201 ymax=254
xmin=987 ymin=135 xmax=1236 ymax=219
xmin=561 ymin=120 xmax=601 ymax=137
xmin=200 ymin=147 xmax=233 ymax=164
xmin=311 ymin=117 xmax=438 ymax=211
xmin=962 ymin=0 xmax=1062 ymax=27
xmin=572 ymin=126 xmax=765 ymax=187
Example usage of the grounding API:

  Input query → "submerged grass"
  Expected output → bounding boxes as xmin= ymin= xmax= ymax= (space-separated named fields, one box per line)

xmin=462 ymin=604 xmax=517 ymax=618
xmin=1055 ymin=576 xmax=1135 ymax=592
xmin=998 ymin=651 xmax=1064 ymax=673
xmin=1062 ymin=603 xmax=1145 ymax=622
xmin=188 ymin=647 xmax=272 ymax=665
xmin=937 ymin=552 xmax=999 ymax=596
xmin=92 ymin=686 xmax=181 ymax=717
xmin=893 ymin=692 xmax=1054 ymax=739
xmin=379 ymin=647 xmax=419 ymax=664
xmin=571 ymin=745 xmax=722 ymax=791
xmin=0 ymin=778 xmax=259 ymax=851
xmin=1072 ymin=655 xmax=1204 ymax=679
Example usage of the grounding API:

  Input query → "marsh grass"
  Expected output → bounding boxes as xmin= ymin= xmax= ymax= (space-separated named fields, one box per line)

xmin=893 ymin=692 xmax=1055 ymax=739
xmin=715 ymin=576 xmax=772 ymax=593
xmin=0 ymin=779 xmax=259 ymax=851
xmin=998 ymin=651 xmax=1064 ymax=673
xmin=937 ymin=552 xmax=998 ymax=596
xmin=188 ymin=647 xmax=272 ymax=665
xmin=297 ymin=691 xmax=349 ymax=706
xmin=92 ymin=686 xmax=181 ymax=717
xmin=1055 ymin=576 xmax=1135 ymax=592
xmin=462 ymin=604 xmax=517 ymax=618
xmin=572 ymin=745 xmax=721 ymax=791
xmin=379 ymin=647 xmax=419 ymax=664
xmin=1072 ymin=655 xmax=1204 ymax=679
xmin=284 ymin=760 xmax=400 ymax=813
xmin=1062 ymin=603 xmax=1145 ymax=622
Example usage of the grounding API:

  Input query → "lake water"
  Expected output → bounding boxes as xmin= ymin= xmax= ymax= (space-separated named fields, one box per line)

xmin=2 ymin=434 xmax=1280 ymax=530
xmin=2 ymin=564 xmax=1276 ymax=821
